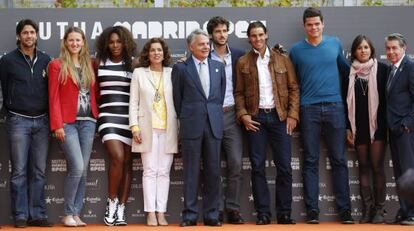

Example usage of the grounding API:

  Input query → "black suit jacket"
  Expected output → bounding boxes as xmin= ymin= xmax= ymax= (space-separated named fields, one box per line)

xmin=387 ymin=55 xmax=414 ymax=135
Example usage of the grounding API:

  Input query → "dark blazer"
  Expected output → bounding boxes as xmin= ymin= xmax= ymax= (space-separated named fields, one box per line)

xmin=172 ymin=55 xmax=226 ymax=139
xmin=387 ymin=55 xmax=414 ymax=135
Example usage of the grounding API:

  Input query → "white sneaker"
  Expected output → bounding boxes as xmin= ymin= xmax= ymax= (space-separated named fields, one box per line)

xmin=115 ymin=203 xmax=127 ymax=226
xmin=104 ymin=197 xmax=118 ymax=226
xmin=62 ymin=215 xmax=77 ymax=227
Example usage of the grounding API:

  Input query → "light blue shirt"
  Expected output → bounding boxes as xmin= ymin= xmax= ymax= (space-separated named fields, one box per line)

xmin=211 ymin=45 xmax=234 ymax=107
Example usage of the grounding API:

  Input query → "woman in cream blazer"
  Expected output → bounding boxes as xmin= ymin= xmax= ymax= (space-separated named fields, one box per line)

xmin=129 ymin=38 xmax=178 ymax=226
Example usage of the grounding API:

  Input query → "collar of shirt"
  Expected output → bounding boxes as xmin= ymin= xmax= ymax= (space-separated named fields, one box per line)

xmin=192 ymin=55 xmax=209 ymax=72
xmin=253 ymin=46 xmax=270 ymax=61
xmin=211 ymin=44 xmax=231 ymax=58
xmin=394 ymin=54 xmax=405 ymax=69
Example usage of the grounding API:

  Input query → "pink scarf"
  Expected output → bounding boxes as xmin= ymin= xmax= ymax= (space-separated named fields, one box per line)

xmin=347 ymin=58 xmax=379 ymax=143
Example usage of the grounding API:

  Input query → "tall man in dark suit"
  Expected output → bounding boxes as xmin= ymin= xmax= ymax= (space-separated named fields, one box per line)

xmin=206 ymin=16 xmax=245 ymax=224
xmin=385 ymin=33 xmax=414 ymax=226
xmin=172 ymin=29 xmax=226 ymax=227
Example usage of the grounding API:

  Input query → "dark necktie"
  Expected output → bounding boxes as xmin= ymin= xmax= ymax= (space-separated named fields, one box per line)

xmin=386 ymin=65 xmax=397 ymax=92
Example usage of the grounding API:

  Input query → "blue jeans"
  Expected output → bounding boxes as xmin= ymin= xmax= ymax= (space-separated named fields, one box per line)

xmin=6 ymin=113 xmax=50 ymax=221
xmin=300 ymin=102 xmax=351 ymax=213
xmin=59 ymin=120 xmax=96 ymax=216
xmin=246 ymin=109 xmax=292 ymax=218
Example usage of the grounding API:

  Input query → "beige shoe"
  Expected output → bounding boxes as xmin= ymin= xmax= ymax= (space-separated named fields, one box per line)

xmin=73 ymin=216 xmax=87 ymax=227
xmin=147 ymin=212 xmax=158 ymax=226
xmin=62 ymin=215 xmax=77 ymax=227
xmin=157 ymin=212 xmax=168 ymax=226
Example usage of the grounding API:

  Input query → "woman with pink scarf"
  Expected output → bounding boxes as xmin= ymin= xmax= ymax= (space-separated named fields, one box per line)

xmin=346 ymin=35 xmax=388 ymax=224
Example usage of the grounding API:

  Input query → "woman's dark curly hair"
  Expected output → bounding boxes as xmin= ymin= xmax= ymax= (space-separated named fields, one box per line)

xmin=95 ymin=26 xmax=137 ymax=72
xmin=138 ymin=38 xmax=172 ymax=67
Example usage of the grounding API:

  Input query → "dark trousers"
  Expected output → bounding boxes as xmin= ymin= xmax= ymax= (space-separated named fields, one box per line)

xmin=246 ymin=109 xmax=292 ymax=218
xmin=389 ymin=130 xmax=414 ymax=218
xmin=300 ymin=102 xmax=351 ymax=213
xmin=219 ymin=109 xmax=243 ymax=212
xmin=181 ymin=120 xmax=221 ymax=222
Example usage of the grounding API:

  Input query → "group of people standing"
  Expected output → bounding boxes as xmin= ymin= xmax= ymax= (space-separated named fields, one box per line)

xmin=0 ymin=6 xmax=413 ymax=229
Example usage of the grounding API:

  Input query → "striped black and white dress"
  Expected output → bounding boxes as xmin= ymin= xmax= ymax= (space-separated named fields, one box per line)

xmin=97 ymin=60 xmax=132 ymax=145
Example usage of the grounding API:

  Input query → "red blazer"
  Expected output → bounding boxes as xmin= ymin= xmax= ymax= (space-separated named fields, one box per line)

xmin=48 ymin=59 xmax=99 ymax=131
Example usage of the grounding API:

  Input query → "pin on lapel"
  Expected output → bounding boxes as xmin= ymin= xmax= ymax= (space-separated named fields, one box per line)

xmin=215 ymin=68 xmax=219 ymax=72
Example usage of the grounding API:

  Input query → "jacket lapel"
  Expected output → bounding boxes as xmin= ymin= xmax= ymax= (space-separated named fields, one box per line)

xmin=388 ymin=56 xmax=408 ymax=95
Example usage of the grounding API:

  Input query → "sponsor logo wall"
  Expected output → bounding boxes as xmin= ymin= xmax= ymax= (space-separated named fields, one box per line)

xmin=1 ymin=6 xmax=413 ymax=224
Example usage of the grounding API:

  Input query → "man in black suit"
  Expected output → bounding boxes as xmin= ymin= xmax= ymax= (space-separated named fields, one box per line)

xmin=385 ymin=33 xmax=414 ymax=225
xmin=206 ymin=16 xmax=245 ymax=224
xmin=172 ymin=29 xmax=226 ymax=227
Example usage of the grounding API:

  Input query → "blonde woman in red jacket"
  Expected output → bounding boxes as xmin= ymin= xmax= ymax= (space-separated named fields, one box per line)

xmin=48 ymin=26 xmax=98 ymax=227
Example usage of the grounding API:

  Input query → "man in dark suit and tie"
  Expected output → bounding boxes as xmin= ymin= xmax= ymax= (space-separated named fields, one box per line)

xmin=385 ymin=33 xmax=414 ymax=226
xmin=172 ymin=28 xmax=226 ymax=227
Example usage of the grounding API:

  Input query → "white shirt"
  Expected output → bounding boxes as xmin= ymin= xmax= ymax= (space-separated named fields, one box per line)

xmin=210 ymin=45 xmax=234 ymax=107
xmin=254 ymin=47 xmax=274 ymax=109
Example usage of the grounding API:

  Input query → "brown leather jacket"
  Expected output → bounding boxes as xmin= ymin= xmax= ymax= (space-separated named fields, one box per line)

xmin=234 ymin=48 xmax=300 ymax=122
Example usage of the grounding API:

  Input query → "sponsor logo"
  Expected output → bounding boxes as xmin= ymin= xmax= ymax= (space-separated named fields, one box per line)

xmin=131 ymin=209 xmax=145 ymax=217
xmin=173 ymin=158 xmax=183 ymax=171
xmin=0 ymin=180 xmax=7 ymax=189
xmin=292 ymin=195 xmax=303 ymax=202
xmin=132 ymin=158 xmax=143 ymax=171
xmin=89 ymin=158 xmax=105 ymax=172
xmin=44 ymin=184 xmax=56 ymax=191
xmin=325 ymin=157 xmax=332 ymax=170
xmin=385 ymin=194 xmax=399 ymax=202
xmin=85 ymin=197 xmax=101 ymax=204
xmin=242 ymin=157 xmax=251 ymax=170
xmin=51 ymin=159 xmax=67 ymax=172
xmin=386 ymin=182 xmax=396 ymax=188
xmin=45 ymin=196 xmax=64 ymax=204
xmin=84 ymin=209 xmax=97 ymax=218
xmin=292 ymin=183 xmax=303 ymax=188
xmin=291 ymin=157 xmax=300 ymax=170
xmin=318 ymin=194 xmax=335 ymax=202
xmin=86 ymin=179 xmax=100 ymax=190
xmin=350 ymin=194 xmax=361 ymax=201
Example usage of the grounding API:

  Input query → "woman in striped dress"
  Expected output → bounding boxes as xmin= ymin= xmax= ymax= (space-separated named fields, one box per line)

xmin=95 ymin=26 xmax=137 ymax=226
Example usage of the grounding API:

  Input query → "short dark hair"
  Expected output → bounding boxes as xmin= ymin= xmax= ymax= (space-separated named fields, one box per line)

xmin=303 ymin=7 xmax=323 ymax=24
xmin=138 ymin=37 xmax=172 ymax=67
xmin=247 ymin=21 xmax=267 ymax=37
xmin=385 ymin=33 xmax=407 ymax=48
xmin=206 ymin=16 xmax=229 ymax=35
xmin=16 ymin=19 xmax=39 ymax=46
xmin=350 ymin=35 xmax=376 ymax=62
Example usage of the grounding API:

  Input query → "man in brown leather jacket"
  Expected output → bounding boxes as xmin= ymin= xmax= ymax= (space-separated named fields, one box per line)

xmin=234 ymin=21 xmax=299 ymax=225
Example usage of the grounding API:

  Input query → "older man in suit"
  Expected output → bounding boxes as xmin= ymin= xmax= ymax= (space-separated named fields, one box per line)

xmin=172 ymin=29 xmax=226 ymax=227
xmin=385 ymin=33 xmax=414 ymax=226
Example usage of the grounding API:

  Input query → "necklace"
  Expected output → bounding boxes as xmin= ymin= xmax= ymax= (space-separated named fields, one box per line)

xmin=357 ymin=78 xmax=368 ymax=96
xmin=147 ymin=70 xmax=163 ymax=103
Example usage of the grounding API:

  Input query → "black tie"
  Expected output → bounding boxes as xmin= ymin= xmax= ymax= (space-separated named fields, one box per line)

xmin=387 ymin=65 xmax=397 ymax=92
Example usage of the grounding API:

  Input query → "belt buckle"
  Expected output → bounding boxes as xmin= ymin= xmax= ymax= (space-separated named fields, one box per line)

xmin=264 ymin=108 xmax=272 ymax=113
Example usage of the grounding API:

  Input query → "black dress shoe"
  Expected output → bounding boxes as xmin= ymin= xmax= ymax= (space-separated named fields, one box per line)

xmin=277 ymin=214 xmax=296 ymax=224
xmin=28 ymin=219 xmax=53 ymax=227
xmin=218 ymin=211 xmax=224 ymax=223
xmin=401 ymin=217 xmax=414 ymax=226
xmin=387 ymin=214 xmax=405 ymax=224
xmin=256 ymin=215 xmax=271 ymax=225
xmin=227 ymin=210 xmax=245 ymax=224
xmin=14 ymin=219 xmax=27 ymax=228
xmin=204 ymin=219 xmax=222 ymax=226
xmin=180 ymin=220 xmax=197 ymax=227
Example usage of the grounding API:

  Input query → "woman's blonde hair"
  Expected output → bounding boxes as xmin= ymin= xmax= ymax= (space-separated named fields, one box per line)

xmin=59 ymin=26 xmax=95 ymax=87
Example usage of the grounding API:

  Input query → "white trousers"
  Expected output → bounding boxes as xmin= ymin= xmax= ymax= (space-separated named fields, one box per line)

xmin=141 ymin=129 xmax=174 ymax=212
